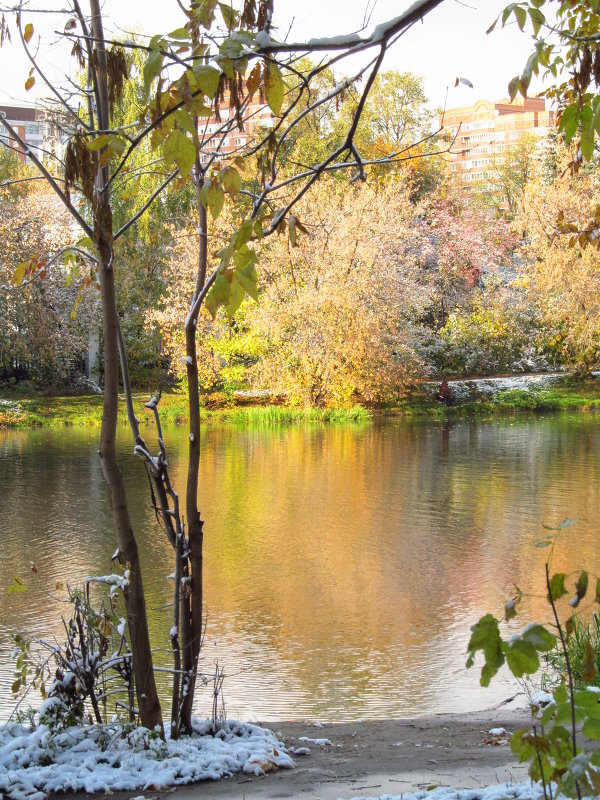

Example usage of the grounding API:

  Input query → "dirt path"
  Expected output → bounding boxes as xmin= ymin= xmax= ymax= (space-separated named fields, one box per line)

xmin=58 ymin=708 xmax=532 ymax=800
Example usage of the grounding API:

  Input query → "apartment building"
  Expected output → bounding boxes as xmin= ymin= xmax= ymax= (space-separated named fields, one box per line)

xmin=0 ymin=104 xmax=47 ymax=164
xmin=441 ymin=97 xmax=556 ymax=188
xmin=197 ymin=84 xmax=274 ymax=161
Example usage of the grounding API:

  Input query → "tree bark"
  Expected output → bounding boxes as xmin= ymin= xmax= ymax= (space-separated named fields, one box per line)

xmin=90 ymin=0 xmax=163 ymax=733
xmin=179 ymin=167 xmax=208 ymax=733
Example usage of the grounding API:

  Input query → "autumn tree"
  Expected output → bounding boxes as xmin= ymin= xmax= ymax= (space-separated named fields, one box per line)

xmin=516 ymin=142 xmax=600 ymax=370
xmin=247 ymin=178 xmax=427 ymax=405
xmin=0 ymin=157 xmax=92 ymax=386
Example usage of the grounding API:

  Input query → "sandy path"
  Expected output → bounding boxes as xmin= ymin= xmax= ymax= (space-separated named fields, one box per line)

xmin=56 ymin=708 xmax=532 ymax=800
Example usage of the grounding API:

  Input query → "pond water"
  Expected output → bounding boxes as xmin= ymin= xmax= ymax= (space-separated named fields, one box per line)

xmin=1 ymin=414 xmax=600 ymax=723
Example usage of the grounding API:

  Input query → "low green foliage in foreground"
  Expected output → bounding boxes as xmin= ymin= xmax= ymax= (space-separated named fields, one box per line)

xmin=467 ymin=520 xmax=600 ymax=799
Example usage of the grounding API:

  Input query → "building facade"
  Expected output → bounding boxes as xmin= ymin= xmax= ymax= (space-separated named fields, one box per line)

xmin=0 ymin=104 xmax=47 ymax=164
xmin=442 ymin=97 xmax=556 ymax=188
xmin=197 ymin=85 xmax=274 ymax=161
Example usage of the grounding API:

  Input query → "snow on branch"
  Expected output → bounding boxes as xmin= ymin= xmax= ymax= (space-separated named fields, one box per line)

xmin=257 ymin=0 xmax=443 ymax=54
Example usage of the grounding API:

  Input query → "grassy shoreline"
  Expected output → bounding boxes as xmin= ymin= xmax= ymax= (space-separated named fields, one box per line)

xmin=0 ymin=393 xmax=372 ymax=429
xmin=2 ymin=380 xmax=600 ymax=429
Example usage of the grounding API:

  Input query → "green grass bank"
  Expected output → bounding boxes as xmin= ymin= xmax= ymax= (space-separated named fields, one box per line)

xmin=0 ymin=393 xmax=372 ymax=429
xmin=2 ymin=378 xmax=600 ymax=429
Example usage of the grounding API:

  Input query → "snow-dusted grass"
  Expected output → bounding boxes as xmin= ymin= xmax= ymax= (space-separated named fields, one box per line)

xmin=344 ymin=782 xmax=575 ymax=800
xmin=0 ymin=718 xmax=294 ymax=800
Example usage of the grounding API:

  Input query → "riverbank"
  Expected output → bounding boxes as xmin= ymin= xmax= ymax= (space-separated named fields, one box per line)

xmin=51 ymin=708 xmax=531 ymax=800
xmin=0 ymin=394 xmax=372 ymax=428
xmin=2 ymin=378 xmax=600 ymax=428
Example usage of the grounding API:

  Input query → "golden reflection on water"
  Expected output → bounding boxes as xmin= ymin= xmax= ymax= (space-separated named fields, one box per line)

xmin=1 ymin=415 xmax=600 ymax=721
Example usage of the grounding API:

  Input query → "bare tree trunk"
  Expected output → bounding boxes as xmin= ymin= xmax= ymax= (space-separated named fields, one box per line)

xmin=179 ymin=167 xmax=208 ymax=733
xmin=90 ymin=0 xmax=163 ymax=733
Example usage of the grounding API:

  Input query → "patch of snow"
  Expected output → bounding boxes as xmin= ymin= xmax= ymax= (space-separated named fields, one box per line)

xmin=117 ymin=618 xmax=126 ymax=638
xmin=530 ymin=691 xmax=554 ymax=708
xmin=297 ymin=736 xmax=332 ymax=746
xmin=425 ymin=373 xmax=565 ymax=402
xmin=84 ymin=573 xmax=129 ymax=590
xmin=0 ymin=718 xmax=293 ymax=800
xmin=313 ymin=720 xmax=324 ymax=728
xmin=287 ymin=745 xmax=310 ymax=756
xmin=255 ymin=30 xmax=271 ymax=47
xmin=488 ymin=727 xmax=507 ymax=736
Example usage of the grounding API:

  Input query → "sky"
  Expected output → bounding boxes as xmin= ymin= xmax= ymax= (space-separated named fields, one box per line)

xmin=0 ymin=0 xmax=543 ymax=112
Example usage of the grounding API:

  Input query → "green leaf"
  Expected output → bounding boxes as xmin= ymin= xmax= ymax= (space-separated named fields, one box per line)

xmin=559 ymin=105 xmax=580 ymax=144
xmin=582 ymin=718 xmax=600 ymax=740
xmin=554 ymin=683 xmax=568 ymax=705
xmin=164 ymin=130 xmax=196 ymax=177
xmin=514 ymin=6 xmax=527 ymax=31
xmin=11 ymin=679 xmax=22 ymax=694
xmin=595 ymin=578 xmax=600 ymax=604
xmin=221 ymin=165 xmax=241 ymax=196
xmin=521 ymin=623 xmax=556 ymax=652
xmin=236 ymin=260 xmax=259 ymax=302
xmin=548 ymin=572 xmax=568 ymax=602
xmin=466 ymin=614 xmax=505 ymax=687
xmin=227 ymin=276 xmax=246 ymax=319
xmin=144 ymin=49 xmax=164 ymax=90
xmin=508 ymin=76 xmax=520 ymax=101
xmin=580 ymin=129 xmax=595 ymax=162
xmin=219 ymin=2 xmax=237 ymax=29
xmin=528 ymin=7 xmax=545 ymax=36
xmin=264 ymin=60 xmax=284 ymax=115
xmin=85 ymin=133 xmax=112 ymax=151
xmin=174 ymin=109 xmax=197 ymax=135
xmin=233 ymin=220 xmax=255 ymax=250
xmin=193 ymin=65 xmax=220 ymax=99
xmin=168 ymin=27 xmax=190 ymax=40
xmin=193 ymin=0 xmax=218 ymax=29
xmin=201 ymin=179 xmax=225 ymax=219
xmin=502 ymin=4 xmax=516 ymax=26
xmin=214 ymin=55 xmax=235 ymax=79
xmin=505 ymin=639 xmax=539 ymax=677
xmin=575 ymin=570 xmax=589 ymax=601
xmin=205 ymin=272 xmax=230 ymax=319
xmin=574 ymin=689 xmax=600 ymax=711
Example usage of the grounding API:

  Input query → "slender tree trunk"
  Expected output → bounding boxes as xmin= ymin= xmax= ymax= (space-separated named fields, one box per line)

xmin=90 ymin=0 xmax=163 ymax=733
xmin=179 ymin=167 xmax=208 ymax=733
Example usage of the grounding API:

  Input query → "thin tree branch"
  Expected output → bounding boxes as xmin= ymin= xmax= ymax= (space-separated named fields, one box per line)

xmin=114 ymin=169 xmax=178 ymax=241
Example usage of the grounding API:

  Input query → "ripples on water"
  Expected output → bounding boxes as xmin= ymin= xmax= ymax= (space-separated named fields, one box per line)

xmin=1 ymin=414 xmax=599 ymax=722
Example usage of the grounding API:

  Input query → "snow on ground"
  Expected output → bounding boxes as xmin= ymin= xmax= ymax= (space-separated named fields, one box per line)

xmin=342 ymin=782 xmax=585 ymax=800
xmin=0 ymin=718 xmax=294 ymax=800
